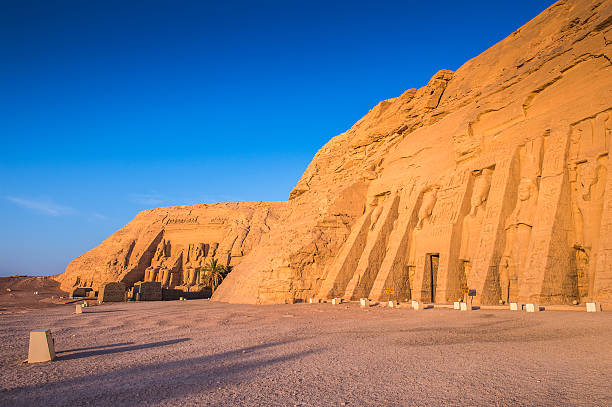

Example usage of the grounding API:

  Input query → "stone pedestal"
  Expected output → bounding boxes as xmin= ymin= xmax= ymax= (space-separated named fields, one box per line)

xmin=453 ymin=302 xmax=461 ymax=310
xmin=388 ymin=301 xmax=399 ymax=308
xmin=510 ymin=302 xmax=520 ymax=311
xmin=525 ymin=303 xmax=541 ymax=312
xmin=360 ymin=298 xmax=369 ymax=307
xmin=412 ymin=301 xmax=425 ymax=311
xmin=28 ymin=329 xmax=56 ymax=363
xmin=460 ymin=302 xmax=473 ymax=311
xmin=331 ymin=298 xmax=342 ymax=305
xmin=586 ymin=302 xmax=602 ymax=312
xmin=75 ymin=304 xmax=83 ymax=314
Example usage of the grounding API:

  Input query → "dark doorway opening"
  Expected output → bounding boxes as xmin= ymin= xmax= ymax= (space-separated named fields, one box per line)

xmin=428 ymin=254 xmax=439 ymax=302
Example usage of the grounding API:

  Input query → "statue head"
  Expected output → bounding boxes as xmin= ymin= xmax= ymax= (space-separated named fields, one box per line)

xmin=518 ymin=178 xmax=535 ymax=201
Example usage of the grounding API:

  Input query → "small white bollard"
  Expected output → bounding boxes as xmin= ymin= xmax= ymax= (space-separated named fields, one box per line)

xmin=388 ymin=301 xmax=399 ymax=308
xmin=453 ymin=302 xmax=461 ymax=310
xmin=75 ymin=304 xmax=83 ymax=314
xmin=510 ymin=302 xmax=520 ymax=311
xmin=460 ymin=302 xmax=472 ymax=311
xmin=525 ymin=303 xmax=540 ymax=313
xmin=28 ymin=329 xmax=56 ymax=363
xmin=360 ymin=298 xmax=369 ymax=307
xmin=412 ymin=301 xmax=424 ymax=311
xmin=331 ymin=298 xmax=342 ymax=305
xmin=309 ymin=298 xmax=314 ymax=304
xmin=586 ymin=302 xmax=602 ymax=312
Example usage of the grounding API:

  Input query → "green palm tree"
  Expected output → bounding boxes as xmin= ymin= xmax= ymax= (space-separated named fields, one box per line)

xmin=202 ymin=258 xmax=233 ymax=292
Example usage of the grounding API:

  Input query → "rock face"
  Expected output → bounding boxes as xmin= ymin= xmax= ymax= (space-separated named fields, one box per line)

xmin=59 ymin=0 xmax=612 ymax=306
xmin=56 ymin=202 xmax=288 ymax=293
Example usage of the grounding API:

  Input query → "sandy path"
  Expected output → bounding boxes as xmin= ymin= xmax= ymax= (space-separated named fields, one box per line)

xmin=0 ymin=300 xmax=610 ymax=406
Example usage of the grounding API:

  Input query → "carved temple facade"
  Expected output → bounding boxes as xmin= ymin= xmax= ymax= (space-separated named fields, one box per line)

xmin=59 ymin=0 xmax=612 ymax=306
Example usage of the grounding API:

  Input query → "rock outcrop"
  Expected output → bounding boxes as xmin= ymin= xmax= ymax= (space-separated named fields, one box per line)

xmin=56 ymin=202 xmax=288 ymax=293
xmin=59 ymin=0 xmax=612 ymax=307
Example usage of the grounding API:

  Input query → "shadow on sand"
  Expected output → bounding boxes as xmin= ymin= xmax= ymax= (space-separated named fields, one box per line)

xmin=9 ymin=338 xmax=320 ymax=406
xmin=55 ymin=342 xmax=135 ymax=354
xmin=57 ymin=338 xmax=190 ymax=360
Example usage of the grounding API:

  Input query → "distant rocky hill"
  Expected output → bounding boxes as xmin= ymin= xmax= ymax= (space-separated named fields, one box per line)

xmin=58 ymin=0 xmax=612 ymax=307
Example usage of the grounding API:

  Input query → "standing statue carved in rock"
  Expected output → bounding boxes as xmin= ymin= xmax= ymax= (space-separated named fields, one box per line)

xmin=499 ymin=137 xmax=543 ymax=304
xmin=416 ymin=187 xmax=439 ymax=230
xmin=459 ymin=168 xmax=493 ymax=263
xmin=500 ymin=178 xmax=538 ymax=303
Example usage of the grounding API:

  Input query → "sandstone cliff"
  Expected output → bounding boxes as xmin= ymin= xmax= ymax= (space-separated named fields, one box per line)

xmin=60 ymin=0 xmax=612 ymax=306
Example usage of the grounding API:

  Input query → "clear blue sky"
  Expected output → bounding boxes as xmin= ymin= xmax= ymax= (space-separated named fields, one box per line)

xmin=0 ymin=0 xmax=554 ymax=276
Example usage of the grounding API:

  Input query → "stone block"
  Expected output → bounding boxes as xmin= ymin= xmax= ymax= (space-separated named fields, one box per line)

xmin=71 ymin=287 xmax=92 ymax=298
xmin=28 ymin=329 xmax=56 ymax=363
xmin=331 ymin=298 xmax=342 ymax=305
xmin=360 ymin=298 xmax=369 ymax=307
xmin=388 ymin=301 xmax=398 ymax=308
xmin=460 ymin=302 xmax=472 ymax=311
xmin=75 ymin=304 xmax=83 ymax=314
xmin=412 ymin=301 xmax=424 ymax=311
xmin=586 ymin=302 xmax=602 ymax=312
xmin=510 ymin=302 xmax=520 ymax=311
xmin=525 ymin=303 xmax=541 ymax=312
xmin=98 ymin=282 xmax=126 ymax=303
xmin=133 ymin=281 xmax=162 ymax=301
xmin=453 ymin=302 xmax=461 ymax=310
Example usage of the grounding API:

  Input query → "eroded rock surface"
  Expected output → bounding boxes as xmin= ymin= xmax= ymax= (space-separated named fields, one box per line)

xmin=59 ymin=0 xmax=612 ymax=306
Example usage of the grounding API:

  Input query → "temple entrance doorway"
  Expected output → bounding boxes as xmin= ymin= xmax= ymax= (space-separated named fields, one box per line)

xmin=426 ymin=254 xmax=439 ymax=302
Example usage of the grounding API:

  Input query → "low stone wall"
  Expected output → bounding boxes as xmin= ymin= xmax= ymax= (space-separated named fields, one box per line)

xmin=71 ymin=287 xmax=92 ymax=298
xmin=133 ymin=281 xmax=162 ymax=301
xmin=161 ymin=287 xmax=212 ymax=301
xmin=99 ymin=282 xmax=126 ymax=303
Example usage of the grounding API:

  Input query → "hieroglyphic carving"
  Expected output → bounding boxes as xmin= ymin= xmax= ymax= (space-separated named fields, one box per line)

xmin=165 ymin=217 xmax=199 ymax=225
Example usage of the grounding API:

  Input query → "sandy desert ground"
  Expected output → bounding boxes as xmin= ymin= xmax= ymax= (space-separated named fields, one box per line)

xmin=0 ymin=300 xmax=611 ymax=407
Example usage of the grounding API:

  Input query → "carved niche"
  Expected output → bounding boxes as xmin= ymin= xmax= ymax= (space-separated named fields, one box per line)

xmin=568 ymin=112 xmax=610 ymax=300
xmin=499 ymin=137 xmax=544 ymax=304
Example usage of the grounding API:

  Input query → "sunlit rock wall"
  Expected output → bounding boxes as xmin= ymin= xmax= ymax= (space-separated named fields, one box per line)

xmin=61 ymin=0 xmax=612 ymax=306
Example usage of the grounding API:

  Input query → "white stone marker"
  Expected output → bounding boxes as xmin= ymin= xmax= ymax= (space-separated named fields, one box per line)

xmin=331 ymin=298 xmax=342 ymax=305
xmin=388 ymin=301 xmax=398 ymax=308
xmin=412 ymin=301 xmax=424 ymax=311
xmin=28 ymin=329 xmax=56 ymax=363
xmin=510 ymin=302 xmax=520 ymax=311
xmin=309 ymin=298 xmax=314 ymax=304
xmin=75 ymin=304 xmax=83 ymax=314
xmin=525 ymin=303 xmax=540 ymax=312
xmin=453 ymin=302 xmax=461 ymax=310
xmin=360 ymin=298 xmax=369 ymax=307
xmin=586 ymin=302 xmax=602 ymax=312
xmin=460 ymin=302 xmax=472 ymax=311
